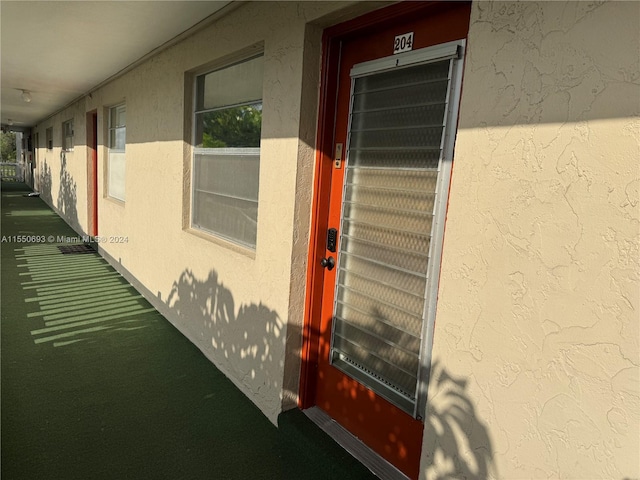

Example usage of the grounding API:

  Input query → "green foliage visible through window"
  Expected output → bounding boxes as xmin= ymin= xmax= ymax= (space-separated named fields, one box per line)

xmin=198 ymin=103 xmax=262 ymax=149
xmin=1 ymin=131 xmax=17 ymax=162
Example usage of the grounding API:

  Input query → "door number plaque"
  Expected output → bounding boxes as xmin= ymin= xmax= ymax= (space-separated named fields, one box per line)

xmin=393 ymin=32 xmax=414 ymax=54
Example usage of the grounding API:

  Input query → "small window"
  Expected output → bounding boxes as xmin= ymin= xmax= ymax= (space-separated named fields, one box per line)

xmin=62 ymin=119 xmax=74 ymax=151
xmin=191 ymin=54 xmax=263 ymax=249
xmin=108 ymin=104 xmax=126 ymax=201
xmin=46 ymin=127 xmax=53 ymax=150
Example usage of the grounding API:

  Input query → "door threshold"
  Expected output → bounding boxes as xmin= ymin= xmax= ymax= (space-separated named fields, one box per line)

xmin=303 ymin=406 xmax=411 ymax=480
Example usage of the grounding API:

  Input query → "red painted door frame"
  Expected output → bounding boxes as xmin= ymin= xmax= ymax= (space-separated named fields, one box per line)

xmin=300 ymin=2 xmax=472 ymax=479
xmin=86 ymin=110 xmax=98 ymax=237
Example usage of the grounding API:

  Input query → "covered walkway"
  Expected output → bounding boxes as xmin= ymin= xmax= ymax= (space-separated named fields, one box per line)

xmin=0 ymin=181 xmax=376 ymax=480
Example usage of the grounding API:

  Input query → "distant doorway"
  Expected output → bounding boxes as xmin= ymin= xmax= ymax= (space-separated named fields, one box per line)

xmin=86 ymin=111 xmax=98 ymax=236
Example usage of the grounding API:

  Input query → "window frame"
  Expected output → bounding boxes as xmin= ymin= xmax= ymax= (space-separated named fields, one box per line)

xmin=190 ymin=53 xmax=264 ymax=250
xmin=46 ymin=127 xmax=53 ymax=150
xmin=62 ymin=119 xmax=74 ymax=152
xmin=107 ymin=103 xmax=126 ymax=202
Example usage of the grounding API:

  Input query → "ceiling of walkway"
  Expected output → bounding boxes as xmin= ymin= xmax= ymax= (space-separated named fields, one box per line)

xmin=1 ymin=1 xmax=233 ymax=130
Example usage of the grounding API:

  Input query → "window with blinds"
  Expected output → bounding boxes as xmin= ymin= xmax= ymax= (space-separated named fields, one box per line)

xmin=108 ymin=104 xmax=126 ymax=202
xmin=192 ymin=54 xmax=263 ymax=249
xmin=62 ymin=119 xmax=74 ymax=152
xmin=330 ymin=57 xmax=457 ymax=414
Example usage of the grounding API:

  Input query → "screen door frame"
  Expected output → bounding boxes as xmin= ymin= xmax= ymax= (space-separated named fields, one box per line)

xmin=328 ymin=39 xmax=467 ymax=419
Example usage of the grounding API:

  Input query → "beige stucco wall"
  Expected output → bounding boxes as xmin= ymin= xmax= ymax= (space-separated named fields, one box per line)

xmin=33 ymin=100 xmax=89 ymax=235
xmin=422 ymin=2 xmax=639 ymax=479
xmin=31 ymin=0 xmax=638 ymax=474
xmin=86 ymin=1 xmax=356 ymax=424
xmin=32 ymin=1 xmax=380 ymax=424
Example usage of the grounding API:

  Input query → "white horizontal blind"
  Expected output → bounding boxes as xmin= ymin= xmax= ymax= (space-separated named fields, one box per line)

xmin=193 ymin=149 xmax=259 ymax=248
xmin=331 ymin=59 xmax=453 ymax=413
xmin=108 ymin=152 xmax=126 ymax=201
xmin=199 ymin=59 xmax=264 ymax=111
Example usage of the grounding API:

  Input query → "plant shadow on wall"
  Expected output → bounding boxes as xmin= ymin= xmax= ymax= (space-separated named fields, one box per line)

xmin=334 ymin=305 xmax=496 ymax=479
xmin=57 ymin=152 xmax=79 ymax=230
xmin=38 ymin=160 xmax=52 ymax=205
xmin=166 ymin=268 xmax=496 ymax=477
xmin=422 ymin=360 xmax=495 ymax=479
xmin=166 ymin=270 xmax=496 ymax=475
xmin=166 ymin=269 xmax=295 ymax=411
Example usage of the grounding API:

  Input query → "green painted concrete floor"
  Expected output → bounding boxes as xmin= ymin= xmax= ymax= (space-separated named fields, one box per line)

xmin=1 ymin=181 xmax=377 ymax=480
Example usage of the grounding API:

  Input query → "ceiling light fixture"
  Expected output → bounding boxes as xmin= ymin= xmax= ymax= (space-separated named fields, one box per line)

xmin=8 ymin=119 xmax=14 ymax=126
xmin=21 ymin=89 xmax=32 ymax=103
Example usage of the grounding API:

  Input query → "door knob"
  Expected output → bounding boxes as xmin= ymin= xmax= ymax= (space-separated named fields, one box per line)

xmin=320 ymin=256 xmax=335 ymax=270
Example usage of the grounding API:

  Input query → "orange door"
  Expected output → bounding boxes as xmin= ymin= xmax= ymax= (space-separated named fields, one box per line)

xmin=305 ymin=3 xmax=471 ymax=479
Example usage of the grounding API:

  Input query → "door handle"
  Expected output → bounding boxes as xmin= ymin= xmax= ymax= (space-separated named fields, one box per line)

xmin=320 ymin=256 xmax=335 ymax=270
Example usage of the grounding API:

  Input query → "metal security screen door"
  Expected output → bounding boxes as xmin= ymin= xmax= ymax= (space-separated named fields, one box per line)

xmin=329 ymin=41 xmax=465 ymax=417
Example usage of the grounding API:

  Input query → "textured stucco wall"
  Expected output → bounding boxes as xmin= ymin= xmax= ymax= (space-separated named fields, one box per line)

xmin=33 ymin=100 xmax=89 ymax=235
xmin=32 ymin=1 xmax=370 ymax=424
xmin=88 ymin=1 xmax=357 ymax=423
xmin=421 ymin=2 xmax=639 ymax=479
